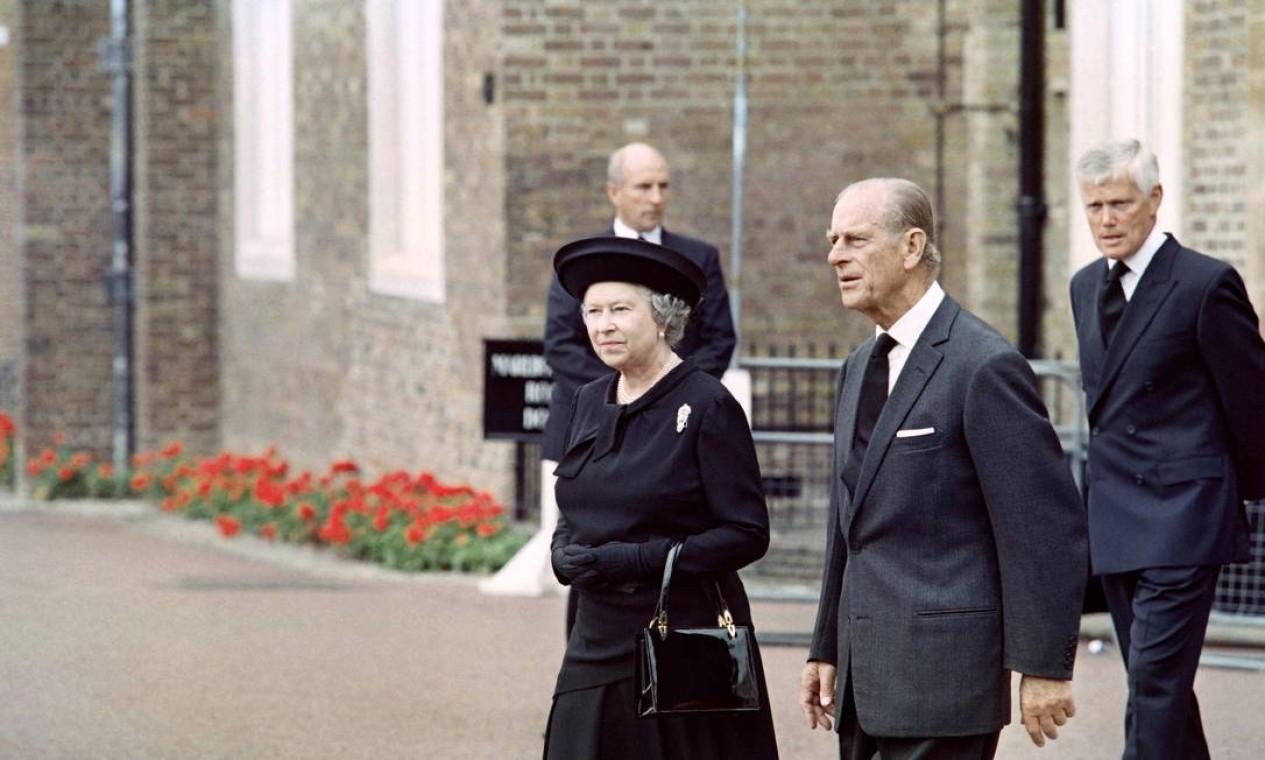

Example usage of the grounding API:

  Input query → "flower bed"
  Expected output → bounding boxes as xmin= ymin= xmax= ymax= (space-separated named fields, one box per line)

xmin=18 ymin=425 xmax=527 ymax=573
xmin=0 ymin=411 xmax=15 ymax=490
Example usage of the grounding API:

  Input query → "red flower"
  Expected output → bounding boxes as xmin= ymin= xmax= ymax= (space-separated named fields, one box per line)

xmin=405 ymin=523 xmax=427 ymax=545
xmin=98 ymin=463 xmax=114 ymax=479
xmin=259 ymin=523 xmax=277 ymax=540
xmin=162 ymin=441 xmax=183 ymax=459
xmin=130 ymin=474 xmax=151 ymax=493
xmin=297 ymin=502 xmax=317 ymax=521
xmin=253 ymin=477 xmax=287 ymax=508
xmin=476 ymin=522 xmax=501 ymax=539
xmin=215 ymin=514 xmax=241 ymax=537
xmin=373 ymin=506 xmax=390 ymax=532
xmin=330 ymin=459 xmax=359 ymax=474
xmin=318 ymin=515 xmax=351 ymax=544
xmin=57 ymin=466 xmax=75 ymax=482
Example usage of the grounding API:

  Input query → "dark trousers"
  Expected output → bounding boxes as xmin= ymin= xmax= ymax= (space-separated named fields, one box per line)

xmin=837 ymin=669 xmax=1000 ymax=760
xmin=1100 ymin=565 xmax=1219 ymax=760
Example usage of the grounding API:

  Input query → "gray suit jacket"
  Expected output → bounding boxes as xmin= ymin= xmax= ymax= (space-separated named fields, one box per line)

xmin=808 ymin=295 xmax=1087 ymax=738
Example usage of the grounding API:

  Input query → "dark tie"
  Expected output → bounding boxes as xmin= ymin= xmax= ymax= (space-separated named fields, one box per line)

xmin=1099 ymin=262 xmax=1130 ymax=346
xmin=841 ymin=333 xmax=898 ymax=497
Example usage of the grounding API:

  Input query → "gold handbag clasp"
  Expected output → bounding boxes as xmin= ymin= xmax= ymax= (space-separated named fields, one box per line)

xmin=652 ymin=610 xmax=669 ymax=640
xmin=717 ymin=608 xmax=737 ymax=638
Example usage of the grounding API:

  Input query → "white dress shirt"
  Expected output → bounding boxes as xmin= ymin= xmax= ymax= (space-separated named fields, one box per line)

xmin=1110 ymin=227 xmax=1167 ymax=301
xmin=877 ymin=281 xmax=946 ymax=392
xmin=613 ymin=217 xmax=662 ymax=245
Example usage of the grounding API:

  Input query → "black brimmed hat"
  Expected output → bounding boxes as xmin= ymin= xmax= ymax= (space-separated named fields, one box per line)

xmin=553 ymin=236 xmax=706 ymax=307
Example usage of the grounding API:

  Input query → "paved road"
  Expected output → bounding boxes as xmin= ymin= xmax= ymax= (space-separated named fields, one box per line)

xmin=2 ymin=502 xmax=1263 ymax=759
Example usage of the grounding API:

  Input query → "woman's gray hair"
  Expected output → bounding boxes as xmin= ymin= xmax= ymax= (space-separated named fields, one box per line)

xmin=642 ymin=287 xmax=692 ymax=347
xmin=1076 ymin=139 xmax=1160 ymax=195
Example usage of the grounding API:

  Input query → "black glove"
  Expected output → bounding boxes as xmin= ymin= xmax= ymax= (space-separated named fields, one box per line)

xmin=584 ymin=538 xmax=672 ymax=587
xmin=551 ymin=544 xmax=601 ymax=586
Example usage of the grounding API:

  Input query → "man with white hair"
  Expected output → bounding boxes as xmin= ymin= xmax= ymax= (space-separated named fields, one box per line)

xmin=1070 ymin=138 xmax=1265 ymax=759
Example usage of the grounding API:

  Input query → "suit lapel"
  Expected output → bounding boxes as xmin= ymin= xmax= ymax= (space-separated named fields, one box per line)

xmin=1074 ymin=261 xmax=1109 ymax=393
xmin=835 ymin=341 xmax=869 ymax=479
xmin=845 ymin=298 xmax=954 ymax=531
xmin=1089 ymin=239 xmax=1179 ymax=418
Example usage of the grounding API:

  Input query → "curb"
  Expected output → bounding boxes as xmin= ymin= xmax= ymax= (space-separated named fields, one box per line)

xmin=0 ymin=497 xmax=482 ymax=588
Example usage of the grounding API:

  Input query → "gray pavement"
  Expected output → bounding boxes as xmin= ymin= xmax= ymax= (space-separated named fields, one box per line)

xmin=1 ymin=501 xmax=1263 ymax=759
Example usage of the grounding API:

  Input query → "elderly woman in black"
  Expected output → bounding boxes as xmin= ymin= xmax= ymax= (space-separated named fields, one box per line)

xmin=543 ymin=236 xmax=779 ymax=759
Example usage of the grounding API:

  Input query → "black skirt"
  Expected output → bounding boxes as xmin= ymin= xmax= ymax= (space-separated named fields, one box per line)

xmin=543 ymin=678 xmax=779 ymax=760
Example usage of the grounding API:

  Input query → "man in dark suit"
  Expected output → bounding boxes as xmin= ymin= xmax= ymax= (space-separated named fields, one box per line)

xmin=541 ymin=142 xmax=736 ymax=618
xmin=1069 ymin=139 xmax=1265 ymax=760
xmin=800 ymin=178 xmax=1088 ymax=759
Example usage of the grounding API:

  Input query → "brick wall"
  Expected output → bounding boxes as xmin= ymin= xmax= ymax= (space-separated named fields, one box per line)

xmin=501 ymin=0 xmax=1002 ymax=356
xmin=11 ymin=0 xmax=222 ymax=464
xmin=19 ymin=0 xmax=114 ymax=455
xmin=218 ymin=0 xmax=513 ymax=495
xmin=336 ymin=0 xmax=511 ymax=490
xmin=1185 ymin=0 xmax=1250 ymax=272
xmin=134 ymin=0 xmax=220 ymax=455
xmin=1248 ymin=4 xmax=1265 ymax=305
xmin=0 ymin=0 xmax=20 ymax=416
xmin=1183 ymin=0 xmax=1265 ymax=321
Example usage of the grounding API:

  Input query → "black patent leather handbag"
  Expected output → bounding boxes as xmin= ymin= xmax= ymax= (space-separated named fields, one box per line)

xmin=633 ymin=543 xmax=762 ymax=718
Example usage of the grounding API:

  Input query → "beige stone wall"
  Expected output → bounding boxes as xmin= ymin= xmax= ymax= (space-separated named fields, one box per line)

xmin=1248 ymin=5 xmax=1265 ymax=306
xmin=217 ymin=0 xmax=513 ymax=496
xmin=1182 ymin=0 xmax=1265 ymax=328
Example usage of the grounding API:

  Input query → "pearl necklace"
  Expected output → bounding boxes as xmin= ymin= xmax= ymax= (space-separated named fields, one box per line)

xmin=617 ymin=353 xmax=682 ymax=405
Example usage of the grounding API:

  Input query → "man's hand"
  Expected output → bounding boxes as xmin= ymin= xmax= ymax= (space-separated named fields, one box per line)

xmin=1019 ymin=674 xmax=1075 ymax=747
xmin=798 ymin=661 xmax=837 ymax=731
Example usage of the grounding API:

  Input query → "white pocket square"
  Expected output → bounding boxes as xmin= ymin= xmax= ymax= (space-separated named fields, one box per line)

xmin=896 ymin=427 xmax=936 ymax=438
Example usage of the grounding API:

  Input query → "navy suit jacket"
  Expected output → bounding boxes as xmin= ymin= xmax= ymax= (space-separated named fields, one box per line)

xmin=541 ymin=228 xmax=736 ymax=460
xmin=1070 ymin=235 xmax=1265 ymax=575
xmin=808 ymin=296 xmax=1087 ymax=737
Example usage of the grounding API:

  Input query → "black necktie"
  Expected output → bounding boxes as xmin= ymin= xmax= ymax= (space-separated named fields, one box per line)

xmin=841 ymin=333 xmax=898 ymax=496
xmin=1099 ymin=262 xmax=1130 ymax=346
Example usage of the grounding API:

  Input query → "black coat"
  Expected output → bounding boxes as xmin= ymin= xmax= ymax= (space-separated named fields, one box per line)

xmin=541 ymin=228 xmax=736 ymax=460
xmin=550 ymin=359 xmax=769 ymax=693
xmin=1070 ymin=235 xmax=1265 ymax=574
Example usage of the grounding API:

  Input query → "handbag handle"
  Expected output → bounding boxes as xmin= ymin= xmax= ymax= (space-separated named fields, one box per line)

xmin=650 ymin=542 xmax=739 ymax=640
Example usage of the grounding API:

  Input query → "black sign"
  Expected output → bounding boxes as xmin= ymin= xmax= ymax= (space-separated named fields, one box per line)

xmin=483 ymin=339 xmax=553 ymax=441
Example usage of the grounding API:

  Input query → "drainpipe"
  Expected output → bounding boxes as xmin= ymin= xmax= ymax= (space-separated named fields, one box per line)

xmin=1017 ymin=0 xmax=1046 ymax=358
xmin=101 ymin=0 xmax=134 ymax=471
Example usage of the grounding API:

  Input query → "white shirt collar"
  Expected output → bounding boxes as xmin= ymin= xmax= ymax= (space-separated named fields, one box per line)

xmin=875 ymin=282 xmax=945 ymax=391
xmin=613 ymin=217 xmax=661 ymax=245
xmin=1111 ymin=227 xmax=1167 ymax=299
xmin=880 ymin=281 xmax=945 ymax=351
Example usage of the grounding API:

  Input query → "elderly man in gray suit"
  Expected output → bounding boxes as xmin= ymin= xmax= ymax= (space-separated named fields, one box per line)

xmin=799 ymin=178 xmax=1089 ymax=759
